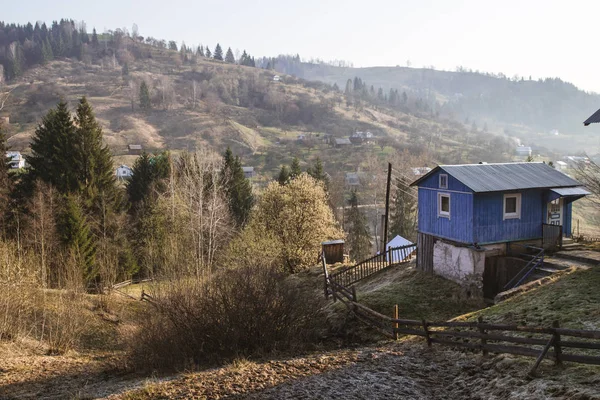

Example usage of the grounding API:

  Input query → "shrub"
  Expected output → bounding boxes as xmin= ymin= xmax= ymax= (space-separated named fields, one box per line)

xmin=128 ymin=264 xmax=326 ymax=370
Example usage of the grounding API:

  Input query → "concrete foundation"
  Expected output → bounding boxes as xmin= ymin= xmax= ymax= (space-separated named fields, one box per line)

xmin=432 ymin=241 xmax=486 ymax=295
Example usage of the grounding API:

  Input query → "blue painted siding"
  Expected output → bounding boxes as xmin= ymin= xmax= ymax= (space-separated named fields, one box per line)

xmin=417 ymin=188 xmax=474 ymax=243
xmin=473 ymin=190 xmax=544 ymax=244
xmin=418 ymin=170 xmax=473 ymax=193
xmin=564 ymin=201 xmax=573 ymax=237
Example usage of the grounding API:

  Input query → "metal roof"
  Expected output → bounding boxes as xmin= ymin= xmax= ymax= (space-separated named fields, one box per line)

xmin=550 ymin=187 xmax=590 ymax=197
xmin=411 ymin=162 xmax=583 ymax=193
xmin=584 ymin=108 xmax=600 ymax=126
xmin=334 ymin=138 xmax=352 ymax=145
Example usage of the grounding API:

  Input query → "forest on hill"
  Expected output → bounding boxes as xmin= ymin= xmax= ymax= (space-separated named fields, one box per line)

xmin=268 ymin=55 xmax=600 ymax=140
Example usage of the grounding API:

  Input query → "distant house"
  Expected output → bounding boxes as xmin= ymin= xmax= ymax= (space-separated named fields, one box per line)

xmin=5 ymin=151 xmax=25 ymax=169
xmin=128 ymin=144 xmax=143 ymax=155
xmin=345 ymin=172 xmax=361 ymax=187
xmin=116 ymin=165 xmax=133 ymax=179
xmin=333 ymin=138 xmax=352 ymax=147
xmin=350 ymin=131 xmax=374 ymax=144
xmin=515 ymin=146 xmax=532 ymax=157
xmin=554 ymin=161 xmax=568 ymax=172
xmin=242 ymin=166 xmax=255 ymax=179
xmin=273 ymin=75 xmax=281 ymax=82
xmin=411 ymin=162 xmax=589 ymax=298
xmin=411 ymin=167 xmax=432 ymax=177
xmin=386 ymin=235 xmax=415 ymax=262
xmin=564 ymin=156 xmax=589 ymax=168
xmin=297 ymin=134 xmax=306 ymax=142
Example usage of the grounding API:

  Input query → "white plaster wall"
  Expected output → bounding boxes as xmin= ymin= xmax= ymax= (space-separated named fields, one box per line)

xmin=433 ymin=241 xmax=486 ymax=285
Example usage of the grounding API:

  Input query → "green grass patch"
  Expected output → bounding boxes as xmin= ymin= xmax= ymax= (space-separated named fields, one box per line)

xmin=459 ymin=267 xmax=600 ymax=329
xmin=355 ymin=264 xmax=483 ymax=321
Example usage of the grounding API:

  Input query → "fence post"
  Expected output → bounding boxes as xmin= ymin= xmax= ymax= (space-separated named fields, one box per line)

xmin=321 ymin=251 xmax=329 ymax=299
xmin=422 ymin=319 xmax=432 ymax=347
xmin=478 ymin=316 xmax=488 ymax=356
xmin=393 ymin=304 xmax=399 ymax=340
xmin=553 ymin=320 xmax=562 ymax=365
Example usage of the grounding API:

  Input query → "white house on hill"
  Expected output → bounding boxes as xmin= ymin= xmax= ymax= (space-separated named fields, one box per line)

xmin=116 ymin=165 xmax=133 ymax=179
xmin=5 ymin=151 xmax=25 ymax=169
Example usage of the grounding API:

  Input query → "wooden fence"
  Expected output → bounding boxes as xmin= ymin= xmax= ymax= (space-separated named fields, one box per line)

xmin=326 ymin=273 xmax=600 ymax=374
xmin=328 ymin=244 xmax=416 ymax=287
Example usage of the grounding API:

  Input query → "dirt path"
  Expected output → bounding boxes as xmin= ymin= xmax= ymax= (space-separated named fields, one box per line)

xmin=2 ymin=340 xmax=599 ymax=399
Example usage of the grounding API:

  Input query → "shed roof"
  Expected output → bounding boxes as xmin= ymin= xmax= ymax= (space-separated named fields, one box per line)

xmin=411 ymin=162 xmax=582 ymax=193
xmin=242 ymin=166 xmax=254 ymax=172
xmin=584 ymin=108 xmax=600 ymax=126
xmin=128 ymin=144 xmax=143 ymax=150
xmin=334 ymin=138 xmax=352 ymax=145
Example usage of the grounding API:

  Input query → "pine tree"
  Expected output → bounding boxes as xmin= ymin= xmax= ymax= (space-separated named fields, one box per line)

xmin=213 ymin=43 xmax=223 ymax=61
xmin=28 ymin=100 xmax=78 ymax=193
xmin=126 ymin=152 xmax=170 ymax=210
xmin=307 ymin=157 xmax=328 ymax=186
xmin=139 ymin=81 xmax=151 ymax=110
xmin=91 ymin=28 xmax=99 ymax=48
xmin=277 ymin=165 xmax=290 ymax=185
xmin=389 ymin=176 xmax=417 ymax=241
xmin=290 ymin=157 xmax=301 ymax=179
xmin=205 ymin=47 xmax=212 ymax=58
xmin=57 ymin=195 xmax=97 ymax=287
xmin=72 ymin=97 xmax=117 ymax=212
xmin=221 ymin=147 xmax=254 ymax=227
xmin=346 ymin=191 xmax=372 ymax=262
xmin=197 ymin=45 xmax=205 ymax=57
xmin=225 ymin=47 xmax=235 ymax=63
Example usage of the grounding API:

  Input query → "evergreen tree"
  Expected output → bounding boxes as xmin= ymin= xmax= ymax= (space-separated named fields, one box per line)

xmin=197 ymin=45 xmax=205 ymax=57
xmin=290 ymin=157 xmax=301 ymax=179
xmin=346 ymin=191 xmax=372 ymax=262
xmin=307 ymin=157 xmax=328 ymax=187
xmin=139 ymin=81 xmax=151 ymax=110
xmin=72 ymin=97 xmax=118 ymax=211
xmin=122 ymin=62 xmax=129 ymax=77
xmin=126 ymin=152 xmax=170 ymax=210
xmin=27 ymin=100 xmax=78 ymax=193
xmin=91 ymin=28 xmax=99 ymax=48
xmin=389 ymin=176 xmax=417 ymax=241
xmin=221 ymin=147 xmax=254 ymax=227
xmin=205 ymin=47 xmax=212 ymax=58
xmin=57 ymin=195 xmax=97 ymax=287
xmin=213 ymin=43 xmax=223 ymax=61
xmin=277 ymin=165 xmax=290 ymax=185
xmin=225 ymin=47 xmax=235 ymax=63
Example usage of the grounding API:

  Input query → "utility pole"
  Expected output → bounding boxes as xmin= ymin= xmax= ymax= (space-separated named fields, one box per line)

xmin=383 ymin=162 xmax=392 ymax=253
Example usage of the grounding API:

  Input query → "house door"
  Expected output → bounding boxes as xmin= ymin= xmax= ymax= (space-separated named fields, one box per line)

xmin=547 ymin=198 xmax=563 ymax=226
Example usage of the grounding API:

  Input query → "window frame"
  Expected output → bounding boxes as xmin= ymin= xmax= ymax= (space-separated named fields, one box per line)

xmin=503 ymin=193 xmax=522 ymax=220
xmin=439 ymin=174 xmax=448 ymax=189
xmin=438 ymin=192 xmax=451 ymax=219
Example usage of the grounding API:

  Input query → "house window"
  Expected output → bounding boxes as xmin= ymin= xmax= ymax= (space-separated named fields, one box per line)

xmin=438 ymin=193 xmax=450 ymax=218
xmin=503 ymin=193 xmax=521 ymax=220
xmin=439 ymin=174 xmax=448 ymax=189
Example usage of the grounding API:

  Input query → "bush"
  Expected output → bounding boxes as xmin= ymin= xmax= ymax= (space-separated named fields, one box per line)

xmin=128 ymin=265 xmax=327 ymax=370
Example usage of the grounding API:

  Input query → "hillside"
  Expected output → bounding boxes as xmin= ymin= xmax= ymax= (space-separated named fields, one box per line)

xmin=1 ymin=42 xmax=515 ymax=193
xmin=270 ymin=57 xmax=600 ymax=154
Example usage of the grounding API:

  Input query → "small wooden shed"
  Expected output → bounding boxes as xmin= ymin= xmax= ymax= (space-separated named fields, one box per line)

xmin=322 ymin=240 xmax=345 ymax=264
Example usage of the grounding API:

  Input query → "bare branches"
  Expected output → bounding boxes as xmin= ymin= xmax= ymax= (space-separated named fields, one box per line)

xmin=574 ymin=159 xmax=600 ymax=207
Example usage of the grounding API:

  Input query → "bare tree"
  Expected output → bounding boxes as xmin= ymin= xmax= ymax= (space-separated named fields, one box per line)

xmin=191 ymin=80 xmax=199 ymax=109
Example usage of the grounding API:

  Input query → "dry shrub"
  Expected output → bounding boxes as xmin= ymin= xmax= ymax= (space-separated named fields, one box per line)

xmin=128 ymin=265 xmax=327 ymax=369
xmin=0 ymin=240 xmax=91 ymax=353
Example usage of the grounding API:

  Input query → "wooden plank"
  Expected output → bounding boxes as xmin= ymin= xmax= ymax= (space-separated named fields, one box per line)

xmin=484 ymin=343 xmax=551 ymax=359
xmin=394 ymin=327 xmax=427 ymax=337
xmin=560 ymin=353 xmax=600 ymax=365
xmin=430 ymin=338 xmax=480 ymax=350
xmin=529 ymin=336 xmax=555 ymax=377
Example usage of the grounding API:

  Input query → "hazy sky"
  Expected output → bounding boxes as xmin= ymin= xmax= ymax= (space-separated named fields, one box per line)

xmin=4 ymin=0 xmax=600 ymax=92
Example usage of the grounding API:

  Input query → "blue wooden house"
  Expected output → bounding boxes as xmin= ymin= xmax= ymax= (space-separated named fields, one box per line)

xmin=410 ymin=162 xmax=589 ymax=296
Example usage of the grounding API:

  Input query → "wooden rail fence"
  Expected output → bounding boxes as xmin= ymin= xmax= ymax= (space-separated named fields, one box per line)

xmin=328 ymin=244 xmax=416 ymax=288
xmin=326 ymin=270 xmax=600 ymax=375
